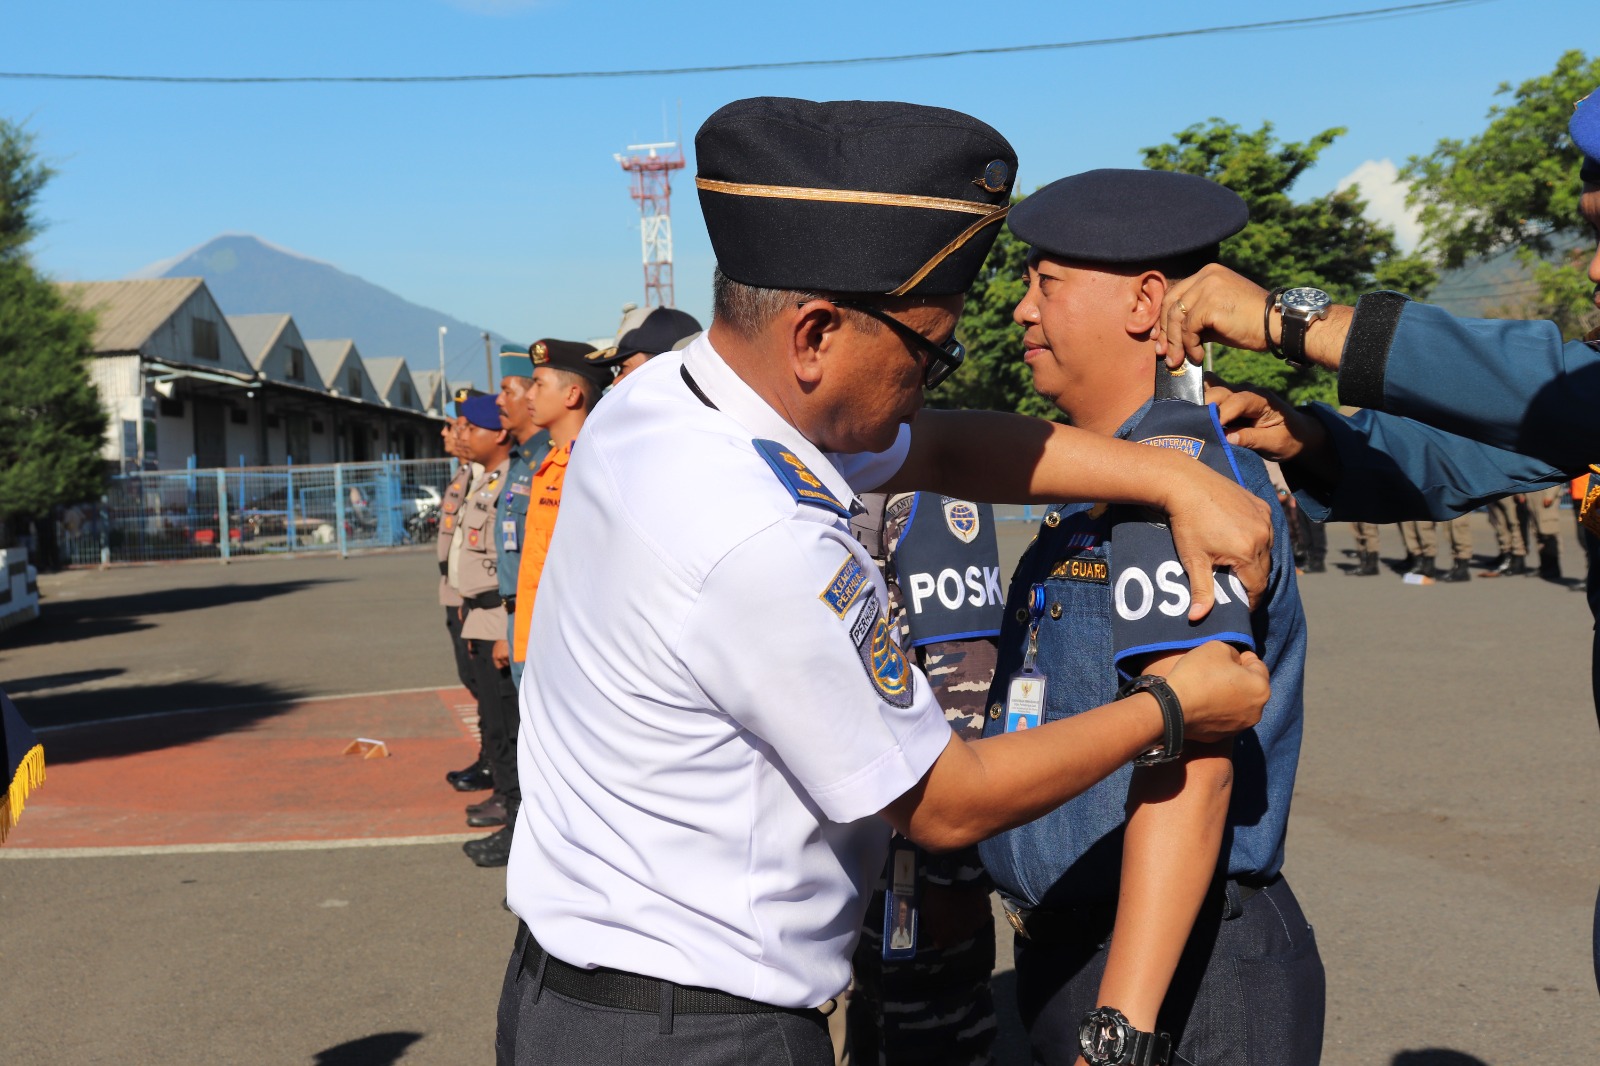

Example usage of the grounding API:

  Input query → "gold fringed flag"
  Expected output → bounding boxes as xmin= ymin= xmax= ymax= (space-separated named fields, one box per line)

xmin=1 ymin=689 xmax=44 ymax=843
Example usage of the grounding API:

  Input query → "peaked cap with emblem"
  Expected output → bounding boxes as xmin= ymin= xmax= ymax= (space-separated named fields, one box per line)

xmin=587 ymin=306 xmax=703 ymax=368
xmin=1009 ymin=169 xmax=1248 ymax=266
xmin=1572 ymin=87 xmax=1600 ymax=183
xmin=696 ymin=97 xmax=1017 ymax=296
xmin=528 ymin=338 xmax=608 ymax=388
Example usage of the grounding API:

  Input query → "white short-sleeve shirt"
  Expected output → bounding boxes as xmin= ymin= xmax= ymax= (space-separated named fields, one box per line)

xmin=507 ymin=334 xmax=953 ymax=1008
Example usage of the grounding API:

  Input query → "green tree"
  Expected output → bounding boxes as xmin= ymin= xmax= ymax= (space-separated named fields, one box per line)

xmin=1145 ymin=120 xmax=1434 ymax=405
xmin=0 ymin=119 xmax=106 ymax=546
xmin=1403 ymin=49 xmax=1600 ymax=339
xmin=944 ymin=120 xmax=1432 ymax=412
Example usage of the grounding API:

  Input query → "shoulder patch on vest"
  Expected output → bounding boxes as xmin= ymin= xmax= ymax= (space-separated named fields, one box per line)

xmin=751 ymin=439 xmax=851 ymax=518
xmin=1137 ymin=434 xmax=1205 ymax=458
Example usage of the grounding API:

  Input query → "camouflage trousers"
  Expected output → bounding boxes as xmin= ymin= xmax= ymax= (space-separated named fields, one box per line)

xmin=846 ymin=878 xmax=997 ymax=1066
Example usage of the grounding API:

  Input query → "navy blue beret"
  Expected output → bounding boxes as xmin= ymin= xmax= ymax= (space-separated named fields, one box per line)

xmin=460 ymin=394 xmax=503 ymax=430
xmin=696 ymin=97 xmax=1016 ymax=296
xmin=1009 ymin=169 xmax=1248 ymax=267
xmin=1571 ymin=88 xmax=1600 ymax=183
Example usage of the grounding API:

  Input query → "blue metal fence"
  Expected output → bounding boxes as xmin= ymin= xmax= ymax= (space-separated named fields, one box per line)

xmin=57 ymin=457 xmax=456 ymax=565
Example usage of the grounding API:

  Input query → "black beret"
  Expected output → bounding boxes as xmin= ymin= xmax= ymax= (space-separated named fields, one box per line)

xmin=1009 ymin=169 xmax=1248 ymax=266
xmin=529 ymin=338 xmax=607 ymax=389
xmin=587 ymin=307 xmax=703 ymax=368
xmin=696 ymin=97 xmax=1017 ymax=296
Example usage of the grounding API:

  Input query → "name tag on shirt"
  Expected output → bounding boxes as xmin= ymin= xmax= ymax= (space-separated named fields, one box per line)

xmin=1005 ymin=671 xmax=1046 ymax=733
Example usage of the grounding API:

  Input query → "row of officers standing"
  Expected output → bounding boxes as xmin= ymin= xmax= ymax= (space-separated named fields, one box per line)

xmin=436 ymin=311 xmax=703 ymax=866
xmin=1344 ymin=482 xmax=1583 ymax=582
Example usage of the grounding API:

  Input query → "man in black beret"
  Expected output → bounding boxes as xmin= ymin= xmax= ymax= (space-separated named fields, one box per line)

xmin=587 ymin=306 xmax=703 ymax=385
xmin=981 ymin=169 xmax=1322 ymax=1066
xmin=497 ymin=99 xmax=1278 ymax=1066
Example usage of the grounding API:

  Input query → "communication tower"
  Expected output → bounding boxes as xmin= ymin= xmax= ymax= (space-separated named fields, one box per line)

xmin=614 ymin=141 xmax=685 ymax=308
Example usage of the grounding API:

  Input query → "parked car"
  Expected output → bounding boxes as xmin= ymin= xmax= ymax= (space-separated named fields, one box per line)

xmin=397 ymin=483 xmax=443 ymax=519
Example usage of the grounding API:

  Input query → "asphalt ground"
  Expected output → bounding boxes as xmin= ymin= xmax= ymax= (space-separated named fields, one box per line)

xmin=3 ymin=512 xmax=1598 ymax=1064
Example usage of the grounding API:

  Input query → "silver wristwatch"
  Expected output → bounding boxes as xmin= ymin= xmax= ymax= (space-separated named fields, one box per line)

xmin=1274 ymin=286 xmax=1331 ymax=369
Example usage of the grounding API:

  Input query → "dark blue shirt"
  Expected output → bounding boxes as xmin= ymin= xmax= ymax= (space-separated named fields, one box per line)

xmin=978 ymin=400 xmax=1307 ymax=909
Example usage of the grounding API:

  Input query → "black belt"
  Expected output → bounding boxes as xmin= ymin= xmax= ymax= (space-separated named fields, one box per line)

xmin=437 ymin=560 xmax=448 ymax=576
xmin=502 ymin=596 xmax=517 ymax=614
xmin=464 ymin=590 xmax=501 ymax=610
xmin=521 ymin=931 xmax=828 ymax=1021
xmin=1006 ymin=875 xmax=1278 ymax=944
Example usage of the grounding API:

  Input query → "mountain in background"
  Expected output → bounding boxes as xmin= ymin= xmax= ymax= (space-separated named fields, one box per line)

xmin=130 ymin=234 xmax=509 ymax=387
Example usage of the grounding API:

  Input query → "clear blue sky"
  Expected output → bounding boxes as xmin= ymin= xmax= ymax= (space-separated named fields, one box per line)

xmin=2 ymin=0 xmax=1589 ymax=362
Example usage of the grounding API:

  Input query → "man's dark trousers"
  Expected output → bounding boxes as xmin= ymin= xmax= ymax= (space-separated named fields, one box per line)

xmin=496 ymin=924 xmax=833 ymax=1066
xmin=467 ymin=638 xmax=520 ymax=809
xmin=446 ymin=607 xmax=478 ymax=698
xmin=1015 ymin=877 xmax=1325 ymax=1066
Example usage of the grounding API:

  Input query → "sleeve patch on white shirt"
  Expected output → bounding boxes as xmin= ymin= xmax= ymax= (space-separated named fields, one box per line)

xmin=819 ymin=555 xmax=869 ymax=617
xmin=850 ymin=596 xmax=915 ymax=708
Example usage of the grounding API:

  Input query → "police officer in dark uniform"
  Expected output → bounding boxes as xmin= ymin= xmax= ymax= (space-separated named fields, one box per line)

xmin=490 ymin=344 xmax=551 ymax=693
xmin=980 ymin=170 xmax=1320 ymax=1066
xmin=848 ymin=492 xmax=1004 ymax=1066
xmin=1155 ymin=85 xmax=1600 ymax=987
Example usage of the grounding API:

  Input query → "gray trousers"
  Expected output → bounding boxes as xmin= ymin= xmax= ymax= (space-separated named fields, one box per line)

xmin=496 ymin=924 xmax=833 ymax=1066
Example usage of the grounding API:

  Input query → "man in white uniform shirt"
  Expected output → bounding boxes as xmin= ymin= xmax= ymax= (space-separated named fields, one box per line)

xmin=498 ymin=97 xmax=1275 ymax=1066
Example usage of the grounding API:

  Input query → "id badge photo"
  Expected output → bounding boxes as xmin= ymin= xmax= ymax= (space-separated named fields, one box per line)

xmin=881 ymin=841 xmax=919 ymax=960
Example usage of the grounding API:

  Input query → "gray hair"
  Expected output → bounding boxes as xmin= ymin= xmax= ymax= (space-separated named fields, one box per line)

xmin=711 ymin=266 xmax=887 ymax=340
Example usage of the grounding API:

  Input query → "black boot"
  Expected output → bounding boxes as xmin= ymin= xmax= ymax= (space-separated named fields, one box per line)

xmin=1305 ymin=556 xmax=1326 ymax=574
xmin=1537 ymin=534 xmax=1561 ymax=580
xmin=1408 ymin=557 xmax=1437 ymax=579
xmin=1439 ymin=559 xmax=1472 ymax=582
xmin=448 ymin=759 xmax=494 ymax=793
xmin=1507 ymin=554 xmax=1529 ymax=576
xmin=1355 ymin=551 xmax=1379 ymax=576
xmin=465 ymin=794 xmax=508 ymax=828
xmin=463 ymin=823 xmax=515 ymax=867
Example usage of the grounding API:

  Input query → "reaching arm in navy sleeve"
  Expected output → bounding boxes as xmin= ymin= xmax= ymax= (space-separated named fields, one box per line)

xmin=1338 ymin=293 xmax=1600 ymax=473
xmin=1110 ymin=401 xmax=1255 ymax=677
xmin=1289 ymin=403 xmax=1568 ymax=524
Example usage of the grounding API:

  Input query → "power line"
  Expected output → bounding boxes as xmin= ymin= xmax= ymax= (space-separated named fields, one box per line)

xmin=0 ymin=0 xmax=1491 ymax=85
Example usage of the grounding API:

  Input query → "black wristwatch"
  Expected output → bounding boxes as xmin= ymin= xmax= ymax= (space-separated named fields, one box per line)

xmin=1078 ymin=1006 xmax=1173 ymax=1066
xmin=1118 ymin=674 xmax=1183 ymax=766
xmin=1272 ymin=286 xmax=1331 ymax=369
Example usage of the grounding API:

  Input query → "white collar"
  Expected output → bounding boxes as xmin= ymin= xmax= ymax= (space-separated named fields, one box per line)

xmin=679 ymin=334 xmax=859 ymax=511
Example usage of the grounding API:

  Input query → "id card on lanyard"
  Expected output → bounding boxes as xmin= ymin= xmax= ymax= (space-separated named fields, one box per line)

xmin=881 ymin=840 xmax=919 ymax=960
xmin=1004 ymin=583 xmax=1048 ymax=733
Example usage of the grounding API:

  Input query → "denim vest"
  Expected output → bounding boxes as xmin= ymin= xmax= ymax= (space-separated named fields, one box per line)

xmin=978 ymin=401 xmax=1308 ymax=909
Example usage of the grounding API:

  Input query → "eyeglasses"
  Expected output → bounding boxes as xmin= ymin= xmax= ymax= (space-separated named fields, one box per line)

xmin=831 ymin=300 xmax=965 ymax=389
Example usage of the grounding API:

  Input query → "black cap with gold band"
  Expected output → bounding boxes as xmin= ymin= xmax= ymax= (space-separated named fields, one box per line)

xmin=694 ymin=97 xmax=1016 ymax=297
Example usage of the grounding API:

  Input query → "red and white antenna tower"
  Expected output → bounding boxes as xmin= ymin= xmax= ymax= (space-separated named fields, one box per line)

xmin=614 ymin=141 xmax=686 ymax=308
